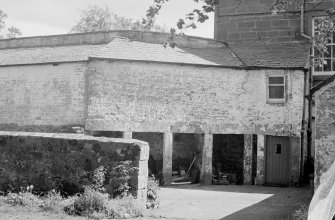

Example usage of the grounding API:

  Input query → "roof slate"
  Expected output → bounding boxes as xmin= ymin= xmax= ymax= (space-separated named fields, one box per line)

xmin=0 ymin=45 xmax=102 ymax=66
xmin=228 ymin=41 xmax=310 ymax=69
xmin=0 ymin=35 xmax=310 ymax=70
xmin=90 ymin=38 xmax=243 ymax=67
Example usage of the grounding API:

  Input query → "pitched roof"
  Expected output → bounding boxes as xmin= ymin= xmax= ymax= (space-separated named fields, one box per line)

xmin=0 ymin=44 xmax=102 ymax=66
xmin=228 ymin=41 xmax=310 ymax=69
xmin=0 ymin=31 xmax=310 ymax=70
xmin=90 ymin=38 xmax=244 ymax=67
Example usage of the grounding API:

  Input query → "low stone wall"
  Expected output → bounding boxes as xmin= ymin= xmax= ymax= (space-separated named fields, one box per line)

xmin=0 ymin=131 xmax=149 ymax=202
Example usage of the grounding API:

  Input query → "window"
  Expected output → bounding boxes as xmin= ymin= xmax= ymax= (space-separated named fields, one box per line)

xmin=267 ymin=75 xmax=286 ymax=103
xmin=313 ymin=18 xmax=335 ymax=74
xmin=275 ymin=144 xmax=282 ymax=154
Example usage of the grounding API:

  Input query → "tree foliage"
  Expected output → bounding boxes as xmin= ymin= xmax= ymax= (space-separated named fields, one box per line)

xmin=70 ymin=5 xmax=167 ymax=33
xmin=0 ymin=10 xmax=22 ymax=39
xmin=143 ymin=0 xmax=218 ymax=47
xmin=144 ymin=0 xmax=217 ymax=30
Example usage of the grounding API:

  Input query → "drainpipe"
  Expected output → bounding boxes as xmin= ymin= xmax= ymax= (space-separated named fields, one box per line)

xmin=300 ymin=69 xmax=308 ymax=185
xmin=300 ymin=1 xmax=312 ymax=40
xmin=306 ymin=63 xmax=314 ymax=191
xmin=307 ymin=67 xmax=313 ymax=159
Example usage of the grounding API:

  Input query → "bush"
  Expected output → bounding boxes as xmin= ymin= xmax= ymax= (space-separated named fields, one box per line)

xmin=146 ymin=175 xmax=160 ymax=209
xmin=64 ymin=187 xmax=145 ymax=219
xmin=107 ymin=196 xmax=145 ymax=219
xmin=64 ymin=187 xmax=109 ymax=216
xmin=290 ymin=204 xmax=308 ymax=220
xmin=5 ymin=192 xmax=42 ymax=208
xmin=3 ymin=188 xmax=73 ymax=214
xmin=107 ymin=161 xmax=138 ymax=198
xmin=40 ymin=190 xmax=69 ymax=213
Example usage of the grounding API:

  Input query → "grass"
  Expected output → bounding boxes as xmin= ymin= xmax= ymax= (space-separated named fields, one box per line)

xmin=290 ymin=204 xmax=308 ymax=220
xmin=0 ymin=187 xmax=146 ymax=219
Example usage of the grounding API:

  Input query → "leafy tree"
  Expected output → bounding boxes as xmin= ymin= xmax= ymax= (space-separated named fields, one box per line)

xmin=143 ymin=0 xmax=218 ymax=47
xmin=0 ymin=10 xmax=22 ymax=39
xmin=144 ymin=0 xmax=216 ymax=32
xmin=70 ymin=5 xmax=167 ymax=33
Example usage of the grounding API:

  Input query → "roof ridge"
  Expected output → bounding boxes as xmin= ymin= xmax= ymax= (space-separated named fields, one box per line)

xmin=0 ymin=30 xmax=223 ymax=50
xmin=225 ymin=44 xmax=248 ymax=67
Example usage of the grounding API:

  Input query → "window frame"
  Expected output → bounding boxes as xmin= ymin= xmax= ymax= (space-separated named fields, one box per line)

xmin=312 ymin=17 xmax=335 ymax=76
xmin=266 ymin=74 xmax=286 ymax=104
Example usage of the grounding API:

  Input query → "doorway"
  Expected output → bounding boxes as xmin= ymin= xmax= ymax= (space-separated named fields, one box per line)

xmin=265 ymin=136 xmax=290 ymax=186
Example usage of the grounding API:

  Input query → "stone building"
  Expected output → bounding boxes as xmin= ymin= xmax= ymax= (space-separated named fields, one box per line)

xmin=0 ymin=30 xmax=309 ymax=186
xmin=214 ymin=0 xmax=335 ymax=189
xmin=214 ymin=0 xmax=335 ymax=83
xmin=1 ymin=0 xmax=334 ymax=188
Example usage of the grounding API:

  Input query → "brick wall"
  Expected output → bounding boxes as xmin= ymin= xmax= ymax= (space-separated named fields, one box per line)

xmin=0 ymin=131 xmax=149 ymax=202
xmin=215 ymin=0 xmax=335 ymax=42
xmin=0 ymin=62 xmax=87 ymax=132
xmin=314 ymin=80 xmax=335 ymax=188
xmin=86 ymin=60 xmax=305 ymax=136
xmin=216 ymin=13 xmax=301 ymax=42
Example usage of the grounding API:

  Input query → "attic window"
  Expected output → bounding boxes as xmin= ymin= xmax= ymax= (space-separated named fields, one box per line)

xmin=267 ymin=75 xmax=286 ymax=103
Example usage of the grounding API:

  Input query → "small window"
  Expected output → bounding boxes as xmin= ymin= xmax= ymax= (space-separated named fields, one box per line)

xmin=267 ymin=75 xmax=285 ymax=103
xmin=275 ymin=144 xmax=282 ymax=154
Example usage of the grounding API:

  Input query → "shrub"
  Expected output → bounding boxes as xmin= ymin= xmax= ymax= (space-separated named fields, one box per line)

xmin=39 ymin=190 xmax=68 ymax=213
xmin=106 ymin=196 xmax=145 ymax=219
xmin=290 ymin=204 xmax=308 ymax=220
xmin=106 ymin=161 xmax=138 ymax=198
xmin=146 ymin=175 xmax=160 ymax=209
xmin=5 ymin=192 xmax=42 ymax=208
xmin=91 ymin=166 xmax=106 ymax=192
xmin=64 ymin=187 xmax=145 ymax=219
xmin=64 ymin=186 xmax=109 ymax=216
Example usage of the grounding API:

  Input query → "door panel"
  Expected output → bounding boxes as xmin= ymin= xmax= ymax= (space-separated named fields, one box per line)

xmin=266 ymin=136 xmax=290 ymax=185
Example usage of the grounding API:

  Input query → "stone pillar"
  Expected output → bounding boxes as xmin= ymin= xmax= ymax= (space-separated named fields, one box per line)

xmin=201 ymin=133 xmax=213 ymax=185
xmin=163 ymin=132 xmax=173 ymax=185
xmin=122 ymin=131 xmax=132 ymax=139
xmin=256 ymin=134 xmax=265 ymax=185
xmin=243 ymin=134 xmax=253 ymax=184
xmin=291 ymin=137 xmax=301 ymax=186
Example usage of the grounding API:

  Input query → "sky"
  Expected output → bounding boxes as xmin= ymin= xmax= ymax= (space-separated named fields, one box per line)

xmin=1 ymin=0 xmax=214 ymax=38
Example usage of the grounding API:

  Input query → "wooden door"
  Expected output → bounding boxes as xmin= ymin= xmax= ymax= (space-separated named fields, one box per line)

xmin=266 ymin=136 xmax=290 ymax=185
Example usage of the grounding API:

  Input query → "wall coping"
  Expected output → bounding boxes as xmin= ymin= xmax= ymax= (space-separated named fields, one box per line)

xmin=0 ymin=30 xmax=224 ymax=50
xmin=0 ymin=131 xmax=147 ymax=145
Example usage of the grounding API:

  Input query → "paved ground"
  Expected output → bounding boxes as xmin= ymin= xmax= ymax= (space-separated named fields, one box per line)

xmin=149 ymin=184 xmax=312 ymax=220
